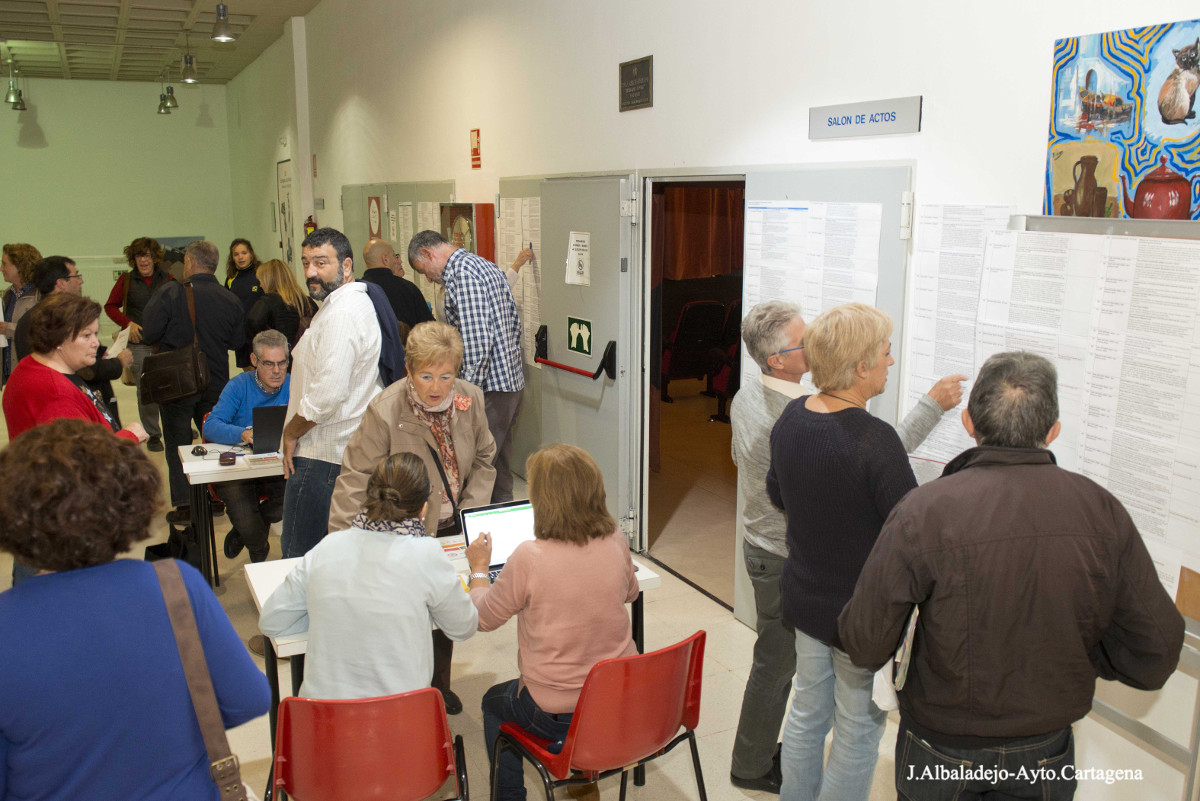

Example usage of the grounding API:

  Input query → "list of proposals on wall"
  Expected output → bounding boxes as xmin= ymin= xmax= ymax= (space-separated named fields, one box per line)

xmin=742 ymin=200 xmax=882 ymax=386
xmin=905 ymin=205 xmax=1013 ymax=466
xmin=963 ymin=229 xmax=1200 ymax=598
xmin=499 ymin=197 xmax=542 ymax=367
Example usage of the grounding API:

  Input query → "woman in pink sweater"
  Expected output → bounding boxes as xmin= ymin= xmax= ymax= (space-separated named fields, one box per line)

xmin=465 ymin=444 xmax=640 ymax=801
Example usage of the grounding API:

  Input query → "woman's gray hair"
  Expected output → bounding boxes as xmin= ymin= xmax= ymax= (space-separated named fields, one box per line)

xmin=967 ymin=351 xmax=1059 ymax=448
xmin=252 ymin=329 xmax=290 ymax=360
xmin=804 ymin=303 xmax=892 ymax=391
xmin=742 ymin=301 xmax=801 ymax=374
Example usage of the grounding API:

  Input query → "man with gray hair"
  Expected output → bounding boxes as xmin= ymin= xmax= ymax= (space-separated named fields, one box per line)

xmin=840 ymin=351 xmax=1183 ymax=800
xmin=203 ymin=329 xmax=292 ymax=565
xmin=729 ymin=299 xmax=965 ymax=793
xmin=142 ymin=239 xmax=245 ymax=522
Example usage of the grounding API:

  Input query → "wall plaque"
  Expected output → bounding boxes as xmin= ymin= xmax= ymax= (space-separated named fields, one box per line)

xmin=619 ymin=56 xmax=653 ymax=112
xmin=809 ymin=96 xmax=923 ymax=140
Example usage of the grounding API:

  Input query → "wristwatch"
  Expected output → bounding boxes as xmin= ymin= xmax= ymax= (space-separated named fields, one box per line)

xmin=469 ymin=572 xmax=490 ymax=581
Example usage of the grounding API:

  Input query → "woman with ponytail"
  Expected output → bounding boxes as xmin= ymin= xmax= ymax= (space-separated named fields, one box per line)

xmin=258 ymin=451 xmax=478 ymax=700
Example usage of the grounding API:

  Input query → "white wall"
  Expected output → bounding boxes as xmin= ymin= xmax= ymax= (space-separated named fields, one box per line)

xmin=225 ymin=28 xmax=298 ymax=268
xmin=223 ymin=2 xmax=1200 ymax=797
xmin=0 ymin=77 xmax=233 ymax=260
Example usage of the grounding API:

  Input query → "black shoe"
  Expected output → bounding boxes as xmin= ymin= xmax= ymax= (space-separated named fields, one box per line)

xmin=147 ymin=436 xmax=164 ymax=452
xmin=248 ymin=542 xmax=270 ymax=563
xmin=441 ymin=688 xmax=463 ymax=715
xmin=730 ymin=746 xmax=782 ymax=794
xmin=166 ymin=507 xmax=192 ymax=525
xmin=223 ymin=529 xmax=244 ymax=559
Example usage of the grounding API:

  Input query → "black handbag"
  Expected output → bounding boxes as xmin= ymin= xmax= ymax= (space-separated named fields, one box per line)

xmin=140 ymin=282 xmax=210 ymax=404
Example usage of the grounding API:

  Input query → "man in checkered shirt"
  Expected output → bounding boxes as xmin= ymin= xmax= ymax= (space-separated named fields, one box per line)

xmin=409 ymin=230 xmax=524 ymax=502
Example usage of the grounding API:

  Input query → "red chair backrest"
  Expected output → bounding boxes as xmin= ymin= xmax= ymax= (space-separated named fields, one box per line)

xmin=274 ymin=688 xmax=455 ymax=800
xmin=558 ymin=631 xmax=706 ymax=774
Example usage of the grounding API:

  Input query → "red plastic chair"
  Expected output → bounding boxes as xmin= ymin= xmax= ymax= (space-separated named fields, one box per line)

xmin=273 ymin=687 xmax=467 ymax=801
xmin=491 ymin=630 xmax=707 ymax=801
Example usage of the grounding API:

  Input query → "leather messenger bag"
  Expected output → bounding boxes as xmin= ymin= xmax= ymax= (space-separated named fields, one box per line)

xmin=139 ymin=282 xmax=210 ymax=405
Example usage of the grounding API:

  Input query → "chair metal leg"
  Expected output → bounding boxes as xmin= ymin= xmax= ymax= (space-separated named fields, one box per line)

xmin=687 ymin=731 xmax=707 ymax=801
xmin=454 ymin=734 xmax=469 ymax=801
xmin=619 ymin=769 xmax=629 ymax=801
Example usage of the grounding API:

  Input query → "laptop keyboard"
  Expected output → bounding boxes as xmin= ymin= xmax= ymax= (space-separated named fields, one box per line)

xmin=488 ymin=568 xmax=502 ymax=583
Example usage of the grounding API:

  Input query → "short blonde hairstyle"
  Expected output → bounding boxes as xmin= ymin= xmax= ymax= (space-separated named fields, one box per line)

xmin=405 ymin=321 xmax=464 ymax=373
xmin=527 ymin=444 xmax=615 ymax=545
xmin=805 ymin=303 xmax=892 ymax=392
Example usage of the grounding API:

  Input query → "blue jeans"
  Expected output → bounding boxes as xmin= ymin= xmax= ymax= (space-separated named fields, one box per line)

xmin=483 ymin=679 xmax=573 ymax=801
xmin=280 ymin=457 xmax=341 ymax=558
xmin=894 ymin=726 xmax=1076 ymax=800
xmin=731 ymin=541 xmax=794 ymax=779
xmin=780 ymin=630 xmax=887 ymax=801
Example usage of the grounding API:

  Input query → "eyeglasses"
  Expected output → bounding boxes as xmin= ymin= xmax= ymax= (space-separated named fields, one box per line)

xmin=258 ymin=359 xmax=289 ymax=369
xmin=776 ymin=345 xmax=805 ymax=355
xmin=67 ymin=273 xmax=83 ymax=282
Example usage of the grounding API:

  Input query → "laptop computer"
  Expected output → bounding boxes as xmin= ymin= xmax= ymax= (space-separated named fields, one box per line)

xmin=251 ymin=405 xmax=287 ymax=454
xmin=459 ymin=499 xmax=536 ymax=582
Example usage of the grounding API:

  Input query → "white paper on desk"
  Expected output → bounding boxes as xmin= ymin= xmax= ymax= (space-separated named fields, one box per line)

xmin=111 ymin=326 xmax=130 ymax=353
xmin=0 ymin=299 xmax=6 ymax=348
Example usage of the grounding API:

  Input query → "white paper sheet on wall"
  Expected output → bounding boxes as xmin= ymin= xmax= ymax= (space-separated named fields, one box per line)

xmin=742 ymin=200 xmax=882 ymax=389
xmin=499 ymin=197 xmax=543 ymax=366
xmin=905 ymin=205 xmax=1014 ymax=467
xmin=417 ymin=201 xmax=437 ymax=236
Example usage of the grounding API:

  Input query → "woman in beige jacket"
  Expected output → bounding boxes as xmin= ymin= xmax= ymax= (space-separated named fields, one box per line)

xmin=328 ymin=320 xmax=496 ymax=714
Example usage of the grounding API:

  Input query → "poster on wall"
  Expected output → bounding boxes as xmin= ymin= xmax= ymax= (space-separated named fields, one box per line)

xmin=367 ymin=196 xmax=383 ymax=239
xmin=276 ymin=160 xmax=294 ymax=267
xmin=1046 ymin=19 xmax=1200 ymax=220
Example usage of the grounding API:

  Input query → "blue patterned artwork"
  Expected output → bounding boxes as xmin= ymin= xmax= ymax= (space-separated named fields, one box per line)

xmin=1046 ymin=19 xmax=1200 ymax=220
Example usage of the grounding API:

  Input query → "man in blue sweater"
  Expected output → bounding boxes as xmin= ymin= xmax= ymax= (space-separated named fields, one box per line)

xmin=203 ymin=329 xmax=291 ymax=564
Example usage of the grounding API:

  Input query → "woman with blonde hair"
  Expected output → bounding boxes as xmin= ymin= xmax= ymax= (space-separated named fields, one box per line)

xmin=465 ymin=444 xmax=640 ymax=801
xmin=767 ymin=302 xmax=917 ymax=801
xmin=246 ymin=258 xmax=318 ymax=350
xmin=260 ymin=452 xmax=477 ymax=700
xmin=1 ymin=242 xmax=43 ymax=384
xmin=329 ymin=319 xmax=496 ymax=714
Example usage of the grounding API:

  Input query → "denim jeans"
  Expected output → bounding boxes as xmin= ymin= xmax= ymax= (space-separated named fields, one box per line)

xmin=220 ymin=476 xmax=285 ymax=561
xmin=161 ymin=384 xmax=223 ymax=507
xmin=731 ymin=541 xmax=795 ymax=779
xmin=280 ymin=457 xmax=341 ymax=558
xmin=894 ymin=726 xmax=1076 ymax=801
xmin=483 ymin=679 xmax=573 ymax=801
xmin=780 ymin=630 xmax=887 ymax=801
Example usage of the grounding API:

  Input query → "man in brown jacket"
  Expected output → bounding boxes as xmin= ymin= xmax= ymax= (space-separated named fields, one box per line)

xmin=839 ymin=350 xmax=1184 ymax=801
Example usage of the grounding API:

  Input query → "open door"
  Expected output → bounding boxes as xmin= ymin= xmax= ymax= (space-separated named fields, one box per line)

xmin=502 ymin=173 xmax=643 ymax=546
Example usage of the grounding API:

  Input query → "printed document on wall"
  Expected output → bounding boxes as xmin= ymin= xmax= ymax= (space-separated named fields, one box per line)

xmin=499 ymin=196 xmax=543 ymax=366
xmin=743 ymin=200 xmax=882 ymax=387
xmin=906 ymin=205 xmax=1012 ymax=467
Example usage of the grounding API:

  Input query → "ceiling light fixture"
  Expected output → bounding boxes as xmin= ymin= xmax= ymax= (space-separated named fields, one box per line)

xmin=157 ymin=93 xmax=171 ymax=114
xmin=4 ymin=60 xmax=16 ymax=105
xmin=165 ymin=85 xmax=179 ymax=108
xmin=182 ymin=35 xmax=198 ymax=83
xmin=211 ymin=4 xmax=236 ymax=43
xmin=12 ymin=90 xmax=26 ymax=111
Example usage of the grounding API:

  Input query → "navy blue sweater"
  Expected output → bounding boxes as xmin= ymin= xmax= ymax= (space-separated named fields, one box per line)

xmin=767 ymin=397 xmax=917 ymax=648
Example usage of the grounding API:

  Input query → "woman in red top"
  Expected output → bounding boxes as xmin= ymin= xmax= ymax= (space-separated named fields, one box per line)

xmin=3 ymin=294 xmax=148 ymax=445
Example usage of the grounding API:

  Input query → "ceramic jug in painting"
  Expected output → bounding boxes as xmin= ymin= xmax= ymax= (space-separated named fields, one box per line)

xmin=1072 ymin=156 xmax=1099 ymax=218
xmin=1121 ymin=157 xmax=1194 ymax=220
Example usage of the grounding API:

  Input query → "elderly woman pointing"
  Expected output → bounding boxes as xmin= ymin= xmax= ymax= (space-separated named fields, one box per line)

xmin=768 ymin=303 xmax=918 ymax=801
xmin=329 ymin=320 xmax=495 ymax=715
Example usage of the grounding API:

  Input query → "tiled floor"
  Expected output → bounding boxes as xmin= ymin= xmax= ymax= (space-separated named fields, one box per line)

xmin=649 ymin=379 xmax=739 ymax=606
xmin=1 ymin=376 xmax=911 ymax=800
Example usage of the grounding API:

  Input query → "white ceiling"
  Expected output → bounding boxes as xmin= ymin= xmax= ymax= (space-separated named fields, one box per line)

xmin=0 ymin=0 xmax=322 ymax=84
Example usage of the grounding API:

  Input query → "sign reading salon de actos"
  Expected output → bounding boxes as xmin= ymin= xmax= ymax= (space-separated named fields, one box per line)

xmin=809 ymin=96 xmax=922 ymax=140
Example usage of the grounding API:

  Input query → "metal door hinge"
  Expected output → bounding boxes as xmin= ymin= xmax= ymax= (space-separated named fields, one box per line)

xmin=620 ymin=511 xmax=639 ymax=548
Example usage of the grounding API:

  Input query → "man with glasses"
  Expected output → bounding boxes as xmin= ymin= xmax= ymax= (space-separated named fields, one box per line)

xmin=202 ymin=329 xmax=291 ymax=565
xmin=729 ymin=300 xmax=965 ymax=794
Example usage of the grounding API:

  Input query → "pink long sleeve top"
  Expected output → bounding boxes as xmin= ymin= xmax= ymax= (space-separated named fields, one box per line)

xmin=470 ymin=528 xmax=640 ymax=713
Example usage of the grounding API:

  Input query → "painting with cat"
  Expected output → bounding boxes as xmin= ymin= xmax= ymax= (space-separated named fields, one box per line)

xmin=1046 ymin=19 xmax=1200 ymax=220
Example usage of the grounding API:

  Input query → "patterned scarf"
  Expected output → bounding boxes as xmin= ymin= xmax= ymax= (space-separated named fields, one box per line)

xmin=351 ymin=512 xmax=427 ymax=537
xmin=406 ymin=379 xmax=461 ymax=507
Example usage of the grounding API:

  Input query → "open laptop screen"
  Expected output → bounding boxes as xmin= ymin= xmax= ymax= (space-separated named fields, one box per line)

xmin=459 ymin=500 xmax=535 ymax=570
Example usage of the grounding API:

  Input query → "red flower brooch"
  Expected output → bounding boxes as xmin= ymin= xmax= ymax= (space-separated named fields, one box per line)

xmin=454 ymin=394 xmax=471 ymax=411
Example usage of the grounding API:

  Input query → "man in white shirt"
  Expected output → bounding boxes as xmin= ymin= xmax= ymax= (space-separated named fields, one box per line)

xmin=280 ymin=227 xmax=384 ymax=558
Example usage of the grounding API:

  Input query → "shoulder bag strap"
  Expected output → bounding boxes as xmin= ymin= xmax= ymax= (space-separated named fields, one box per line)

xmin=184 ymin=281 xmax=200 ymax=346
xmin=153 ymin=560 xmax=247 ymax=800
xmin=122 ymin=271 xmax=132 ymax=317
xmin=425 ymin=442 xmax=458 ymax=517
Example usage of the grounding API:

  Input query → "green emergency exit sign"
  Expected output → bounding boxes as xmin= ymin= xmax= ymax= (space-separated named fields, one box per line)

xmin=567 ymin=317 xmax=592 ymax=356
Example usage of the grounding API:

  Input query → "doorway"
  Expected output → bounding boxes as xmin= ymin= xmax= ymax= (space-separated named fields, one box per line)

xmin=645 ymin=178 xmax=745 ymax=606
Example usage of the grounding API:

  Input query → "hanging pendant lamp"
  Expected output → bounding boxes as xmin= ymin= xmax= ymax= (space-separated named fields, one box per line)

xmin=4 ymin=61 xmax=17 ymax=105
xmin=212 ymin=4 xmax=236 ymax=42
xmin=12 ymin=90 xmax=26 ymax=111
